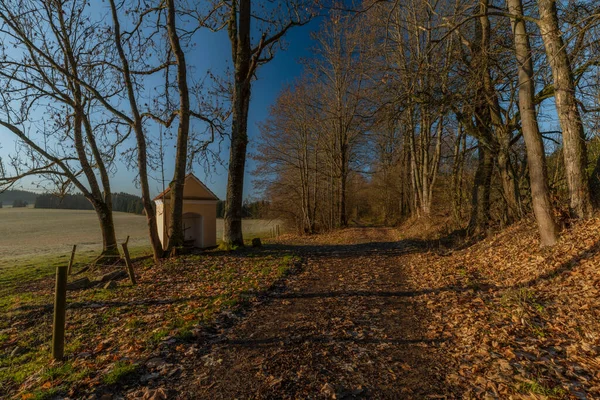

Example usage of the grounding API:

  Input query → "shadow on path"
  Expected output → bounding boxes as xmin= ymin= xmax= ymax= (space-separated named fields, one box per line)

xmin=164 ymin=228 xmax=456 ymax=399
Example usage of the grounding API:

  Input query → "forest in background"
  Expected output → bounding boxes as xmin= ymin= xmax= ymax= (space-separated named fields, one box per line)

xmin=0 ymin=190 xmax=145 ymax=214
xmin=254 ymin=0 xmax=600 ymax=243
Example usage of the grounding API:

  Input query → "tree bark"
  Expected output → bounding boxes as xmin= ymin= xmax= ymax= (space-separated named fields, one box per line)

xmin=223 ymin=0 xmax=252 ymax=246
xmin=339 ymin=142 xmax=348 ymax=227
xmin=82 ymin=113 xmax=119 ymax=257
xmin=109 ymin=0 xmax=163 ymax=262
xmin=497 ymin=126 xmax=522 ymax=222
xmin=508 ymin=0 xmax=559 ymax=246
xmin=165 ymin=0 xmax=192 ymax=250
xmin=537 ymin=0 xmax=593 ymax=218
xmin=468 ymin=141 xmax=494 ymax=236
xmin=451 ymin=123 xmax=466 ymax=224
xmin=96 ymin=203 xmax=118 ymax=256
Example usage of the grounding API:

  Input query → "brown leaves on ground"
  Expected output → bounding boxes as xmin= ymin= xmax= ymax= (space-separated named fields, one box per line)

xmin=3 ymin=220 xmax=600 ymax=399
xmin=0 ymin=248 xmax=298 ymax=399
xmin=403 ymin=217 xmax=600 ymax=398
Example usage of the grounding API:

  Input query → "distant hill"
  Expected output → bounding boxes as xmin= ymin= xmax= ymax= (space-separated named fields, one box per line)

xmin=0 ymin=189 xmax=38 ymax=205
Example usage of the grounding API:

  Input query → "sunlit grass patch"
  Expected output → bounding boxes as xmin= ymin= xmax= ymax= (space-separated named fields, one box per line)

xmin=517 ymin=379 xmax=567 ymax=398
xmin=102 ymin=361 xmax=138 ymax=385
xmin=1 ymin=240 xmax=299 ymax=398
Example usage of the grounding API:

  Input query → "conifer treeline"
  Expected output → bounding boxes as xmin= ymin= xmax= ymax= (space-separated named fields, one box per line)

xmin=216 ymin=200 xmax=269 ymax=219
xmin=35 ymin=193 xmax=144 ymax=214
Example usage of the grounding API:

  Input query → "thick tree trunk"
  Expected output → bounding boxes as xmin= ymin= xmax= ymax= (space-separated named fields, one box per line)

xmin=166 ymin=0 xmax=191 ymax=250
xmin=223 ymin=0 xmax=253 ymax=247
xmin=508 ymin=0 xmax=559 ymax=246
xmin=537 ymin=0 xmax=593 ymax=219
xmin=83 ymin=115 xmax=120 ymax=257
xmin=591 ymin=159 xmax=600 ymax=208
xmin=497 ymin=127 xmax=522 ymax=222
xmin=223 ymin=91 xmax=250 ymax=246
xmin=96 ymin=203 xmax=118 ymax=256
xmin=468 ymin=142 xmax=494 ymax=235
xmin=72 ymin=108 xmax=119 ymax=257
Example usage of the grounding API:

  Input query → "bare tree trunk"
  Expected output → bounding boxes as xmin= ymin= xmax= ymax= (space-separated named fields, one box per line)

xmin=537 ymin=0 xmax=593 ymax=218
xmin=452 ymin=123 xmax=466 ymax=224
xmin=468 ymin=141 xmax=494 ymax=235
xmin=400 ymin=129 xmax=413 ymax=218
xmin=96 ymin=203 xmax=118 ymax=256
xmin=497 ymin=125 xmax=522 ymax=222
xmin=424 ymin=115 xmax=444 ymax=216
xmin=340 ymin=143 xmax=348 ymax=227
xmin=223 ymin=0 xmax=252 ymax=246
xmin=82 ymin=114 xmax=119 ymax=257
xmin=508 ymin=0 xmax=558 ymax=246
xmin=166 ymin=0 xmax=192 ymax=250
xmin=109 ymin=0 xmax=163 ymax=261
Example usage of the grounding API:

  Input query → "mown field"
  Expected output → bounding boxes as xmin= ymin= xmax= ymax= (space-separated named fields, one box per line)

xmin=0 ymin=208 xmax=282 ymax=296
xmin=0 ymin=208 xmax=280 ymax=264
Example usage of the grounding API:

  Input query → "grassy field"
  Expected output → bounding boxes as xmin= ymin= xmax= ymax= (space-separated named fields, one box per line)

xmin=0 ymin=208 xmax=283 ymax=299
xmin=0 ymin=208 xmax=290 ymax=398
xmin=0 ymin=208 xmax=281 ymax=266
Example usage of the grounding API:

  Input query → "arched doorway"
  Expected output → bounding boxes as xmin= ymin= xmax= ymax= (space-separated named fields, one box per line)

xmin=182 ymin=212 xmax=204 ymax=248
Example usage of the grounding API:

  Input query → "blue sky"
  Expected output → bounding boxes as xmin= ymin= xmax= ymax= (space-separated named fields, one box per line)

xmin=0 ymin=6 xmax=321 ymax=200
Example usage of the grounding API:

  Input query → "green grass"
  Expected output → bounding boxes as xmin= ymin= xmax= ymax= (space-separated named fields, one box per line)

xmin=149 ymin=328 xmax=171 ymax=345
xmin=40 ymin=362 xmax=75 ymax=381
xmin=218 ymin=242 xmax=241 ymax=251
xmin=0 ymin=244 xmax=152 ymax=300
xmin=1 ymin=239 xmax=298 ymax=398
xmin=518 ymin=380 xmax=567 ymax=397
xmin=102 ymin=361 xmax=138 ymax=385
xmin=0 ymin=354 xmax=48 ymax=386
xmin=28 ymin=387 xmax=60 ymax=400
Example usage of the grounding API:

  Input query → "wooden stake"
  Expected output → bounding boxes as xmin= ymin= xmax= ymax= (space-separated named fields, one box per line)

xmin=52 ymin=265 xmax=68 ymax=361
xmin=121 ymin=236 xmax=136 ymax=285
xmin=67 ymin=245 xmax=77 ymax=275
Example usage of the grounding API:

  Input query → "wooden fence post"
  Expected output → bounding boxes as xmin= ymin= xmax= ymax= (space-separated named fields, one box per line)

xmin=67 ymin=245 xmax=77 ymax=275
xmin=52 ymin=265 xmax=68 ymax=361
xmin=121 ymin=236 xmax=136 ymax=285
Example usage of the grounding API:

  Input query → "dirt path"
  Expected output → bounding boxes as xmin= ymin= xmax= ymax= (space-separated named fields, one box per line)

xmin=131 ymin=228 xmax=452 ymax=399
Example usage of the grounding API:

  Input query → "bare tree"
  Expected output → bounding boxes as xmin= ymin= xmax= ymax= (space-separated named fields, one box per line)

xmin=107 ymin=0 xmax=164 ymax=262
xmin=308 ymin=13 xmax=369 ymax=227
xmin=221 ymin=0 xmax=312 ymax=246
xmin=537 ymin=0 xmax=593 ymax=218
xmin=162 ymin=0 xmax=225 ymax=252
xmin=507 ymin=0 xmax=559 ymax=245
xmin=0 ymin=0 xmax=123 ymax=258
xmin=254 ymin=83 xmax=321 ymax=233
